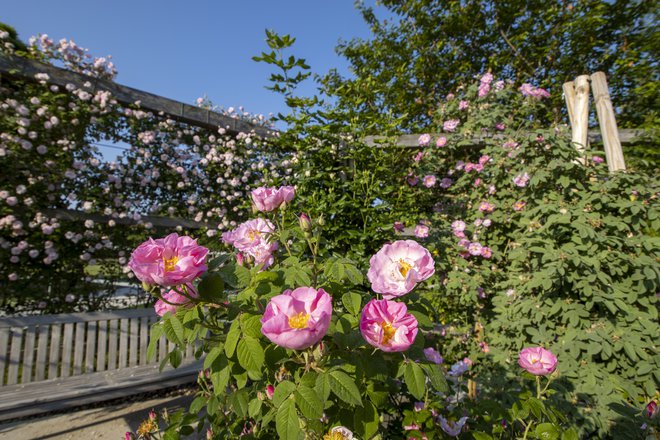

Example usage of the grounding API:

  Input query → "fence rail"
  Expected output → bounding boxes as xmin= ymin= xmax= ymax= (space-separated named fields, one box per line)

xmin=0 ymin=52 xmax=276 ymax=138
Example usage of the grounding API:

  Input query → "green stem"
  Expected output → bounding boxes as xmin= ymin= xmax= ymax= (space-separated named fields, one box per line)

xmin=521 ymin=419 xmax=533 ymax=440
xmin=536 ymin=376 xmax=542 ymax=399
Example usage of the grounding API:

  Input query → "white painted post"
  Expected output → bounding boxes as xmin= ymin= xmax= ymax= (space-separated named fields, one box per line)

xmin=572 ymin=75 xmax=591 ymax=163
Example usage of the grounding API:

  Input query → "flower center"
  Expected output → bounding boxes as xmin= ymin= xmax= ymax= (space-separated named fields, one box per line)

xmin=531 ymin=357 xmax=539 ymax=364
xmin=288 ymin=312 xmax=310 ymax=329
xmin=323 ymin=433 xmax=347 ymax=440
xmin=398 ymin=259 xmax=413 ymax=278
xmin=381 ymin=322 xmax=396 ymax=345
xmin=163 ymin=255 xmax=179 ymax=272
xmin=247 ymin=229 xmax=261 ymax=241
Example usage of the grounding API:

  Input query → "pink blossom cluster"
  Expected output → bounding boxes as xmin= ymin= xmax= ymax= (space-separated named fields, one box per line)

xmin=222 ymin=218 xmax=278 ymax=269
xmin=519 ymin=83 xmax=551 ymax=99
xmin=478 ymin=72 xmax=493 ymax=98
xmin=251 ymin=186 xmax=295 ymax=212
xmin=513 ymin=172 xmax=530 ymax=187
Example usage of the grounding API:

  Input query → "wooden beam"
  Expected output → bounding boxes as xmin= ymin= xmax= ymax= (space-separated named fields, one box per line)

xmin=562 ymin=81 xmax=576 ymax=128
xmin=362 ymin=129 xmax=647 ymax=148
xmin=0 ymin=53 xmax=276 ymax=139
xmin=591 ymin=72 xmax=626 ymax=172
xmin=40 ymin=208 xmax=213 ymax=230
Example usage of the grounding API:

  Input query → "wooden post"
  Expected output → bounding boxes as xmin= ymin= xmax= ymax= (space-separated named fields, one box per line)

xmin=572 ymin=75 xmax=591 ymax=161
xmin=562 ymin=81 xmax=576 ymax=128
xmin=591 ymin=72 xmax=626 ymax=172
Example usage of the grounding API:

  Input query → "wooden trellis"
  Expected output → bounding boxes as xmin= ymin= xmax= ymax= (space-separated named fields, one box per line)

xmin=563 ymin=72 xmax=627 ymax=172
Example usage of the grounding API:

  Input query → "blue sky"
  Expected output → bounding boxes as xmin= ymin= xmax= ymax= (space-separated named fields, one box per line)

xmin=3 ymin=1 xmax=380 ymax=157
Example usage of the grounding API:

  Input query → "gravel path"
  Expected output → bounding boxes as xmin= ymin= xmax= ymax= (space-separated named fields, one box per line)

xmin=0 ymin=389 xmax=196 ymax=440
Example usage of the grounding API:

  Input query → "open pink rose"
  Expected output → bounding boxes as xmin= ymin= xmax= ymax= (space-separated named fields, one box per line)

xmin=251 ymin=186 xmax=295 ymax=212
xmin=359 ymin=299 xmax=418 ymax=352
xmin=154 ymin=284 xmax=198 ymax=316
xmin=129 ymin=233 xmax=208 ymax=287
xmin=261 ymin=287 xmax=332 ymax=350
xmin=367 ymin=240 xmax=435 ymax=298
xmin=518 ymin=347 xmax=558 ymax=376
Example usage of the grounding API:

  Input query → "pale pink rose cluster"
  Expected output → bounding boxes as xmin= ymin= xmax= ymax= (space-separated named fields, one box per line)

xmin=443 ymin=119 xmax=460 ymax=132
xmin=519 ymin=83 xmax=551 ymax=99
xmin=513 ymin=172 xmax=530 ymax=187
xmin=251 ymin=185 xmax=294 ymax=212
xmin=359 ymin=240 xmax=436 ymax=352
xmin=129 ymin=233 xmax=208 ymax=287
xmin=222 ymin=218 xmax=278 ymax=269
xmin=478 ymin=72 xmax=493 ymax=98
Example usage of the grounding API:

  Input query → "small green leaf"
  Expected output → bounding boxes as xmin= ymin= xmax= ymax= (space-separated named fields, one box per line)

xmin=273 ymin=380 xmax=297 ymax=408
xmin=147 ymin=323 xmax=163 ymax=362
xmin=164 ymin=315 xmax=185 ymax=346
xmin=236 ymin=336 xmax=265 ymax=374
xmin=248 ymin=398 xmax=262 ymax=418
xmin=240 ymin=313 xmax=263 ymax=339
xmin=328 ymin=370 xmax=362 ymax=406
xmin=276 ymin=399 xmax=300 ymax=440
xmin=342 ymin=291 xmax=362 ymax=315
xmin=535 ymin=423 xmax=560 ymax=440
xmin=404 ymin=362 xmax=426 ymax=400
xmin=204 ymin=344 xmax=225 ymax=370
xmin=225 ymin=319 xmax=240 ymax=358
xmin=421 ymin=363 xmax=449 ymax=393
xmin=197 ymin=273 xmax=225 ymax=301
xmin=294 ymin=385 xmax=324 ymax=419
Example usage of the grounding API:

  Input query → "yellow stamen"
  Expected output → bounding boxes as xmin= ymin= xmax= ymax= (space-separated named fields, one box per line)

xmin=381 ymin=322 xmax=396 ymax=345
xmin=163 ymin=255 xmax=179 ymax=272
xmin=398 ymin=259 xmax=413 ymax=278
xmin=531 ymin=357 xmax=539 ymax=364
xmin=137 ymin=419 xmax=157 ymax=436
xmin=247 ymin=229 xmax=261 ymax=241
xmin=323 ymin=433 xmax=347 ymax=440
xmin=288 ymin=312 xmax=310 ymax=329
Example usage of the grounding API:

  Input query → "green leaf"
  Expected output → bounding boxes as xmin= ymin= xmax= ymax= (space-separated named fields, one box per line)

xmin=535 ymin=423 xmax=560 ymax=440
xmin=421 ymin=363 xmax=449 ymax=393
xmin=236 ymin=336 xmax=265 ymax=374
xmin=273 ymin=380 xmax=297 ymax=408
xmin=231 ymin=388 xmax=249 ymax=418
xmin=197 ymin=273 xmax=225 ymax=301
xmin=210 ymin=365 xmax=231 ymax=395
xmin=189 ymin=396 xmax=206 ymax=415
xmin=342 ymin=291 xmax=362 ymax=315
xmin=147 ymin=323 xmax=163 ymax=362
xmin=561 ymin=428 xmax=579 ymax=440
xmin=276 ymin=399 xmax=300 ymax=440
xmin=404 ymin=362 xmax=426 ymax=400
xmin=328 ymin=370 xmax=362 ymax=406
xmin=248 ymin=398 xmax=262 ymax=418
xmin=240 ymin=313 xmax=263 ymax=339
xmin=164 ymin=315 xmax=185 ymax=346
xmin=225 ymin=320 xmax=240 ymax=358
xmin=294 ymin=386 xmax=324 ymax=419
xmin=472 ymin=433 xmax=494 ymax=440
xmin=169 ymin=348 xmax=182 ymax=368
xmin=204 ymin=344 xmax=225 ymax=370
xmin=353 ymin=400 xmax=379 ymax=438
xmin=315 ymin=372 xmax=331 ymax=402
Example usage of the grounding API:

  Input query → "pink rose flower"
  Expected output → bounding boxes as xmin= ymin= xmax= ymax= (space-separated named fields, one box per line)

xmin=418 ymin=133 xmax=431 ymax=146
xmin=251 ymin=186 xmax=295 ymax=212
xmin=443 ymin=119 xmax=460 ymax=132
xmin=154 ymin=284 xmax=197 ymax=316
xmin=513 ymin=172 xmax=530 ymax=187
xmin=436 ymin=136 xmax=447 ymax=147
xmin=129 ymin=233 xmax=208 ymax=287
xmin=518 ymin=347 xmax=558 ymax=376
xmin=367 ymin=240 xmax=435 ymax=298
xmin=592 ymin=156 xmax=604 ymax=164
xmin=513 ymin=200 xmax=526 ymax=211
xmin=414 ymin=224 xmax=430 ymax=238
xmin=458 ymin=100 xmax=469 ymax=110
xmin=261 ymin=287 xmax=332 ymax=350
xmin=478 ymin=201 xmax=495 ymax=213
xmin=359 ymin=299 xmax=418 ymax=352
xmin=407 ymin=174 xmax=419 ymax=186
xmin=480 ymin=246 xmax=492 ymax=259
xmin=423 ymin=175 xmax=436 ymax=188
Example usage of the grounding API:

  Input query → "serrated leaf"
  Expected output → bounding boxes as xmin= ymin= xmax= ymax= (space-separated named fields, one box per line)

xmin=276 ymin=399 xmax=300 ymax=440
xmin=421 ymin=363 xmax=449 ymax=393
xmin=273 ymin=380 xmax=297 ymax=408
xmin=328 ymin=370 xmax=362 ymax=406
xmin=248 ymin=398 xmax=262 ymax=418
xmin=231 ymin=388 xmax=249 ymax=418
xmin=404 ymin=362 xmax=426 ymax=400
xmin=354 ymin=400 xmax=379 ymax=438
xmin=204 ymin=344 xmax=225 ymax=370
xmin=240 ymin=313 xmax=263 ymax=338
xmin=315 ymin=372 xmax=331 ymax=402
xmin=236 ymin=336 xmax=265 ymax=374
xmin=535 ymin=423 xmax=559 ymax=440
xmin=164 ymin=315 xmax=185 ymax=346
xmin=189 ymin=396 xmax=207 ymax=415
xmin=225 ymin=319 xmax=240 ymax=358
xmin=210 ymin=365 xmax=231 ymax=396
xmin=169 ymin=348 xmax=182 ymax=368
xmin=342 ymin=291 xmax=362 ymax=315
xmin=294 ymin=386 xmax=323 ymax=419
xmin=147 ymin=323 xmax=163 ymax=362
